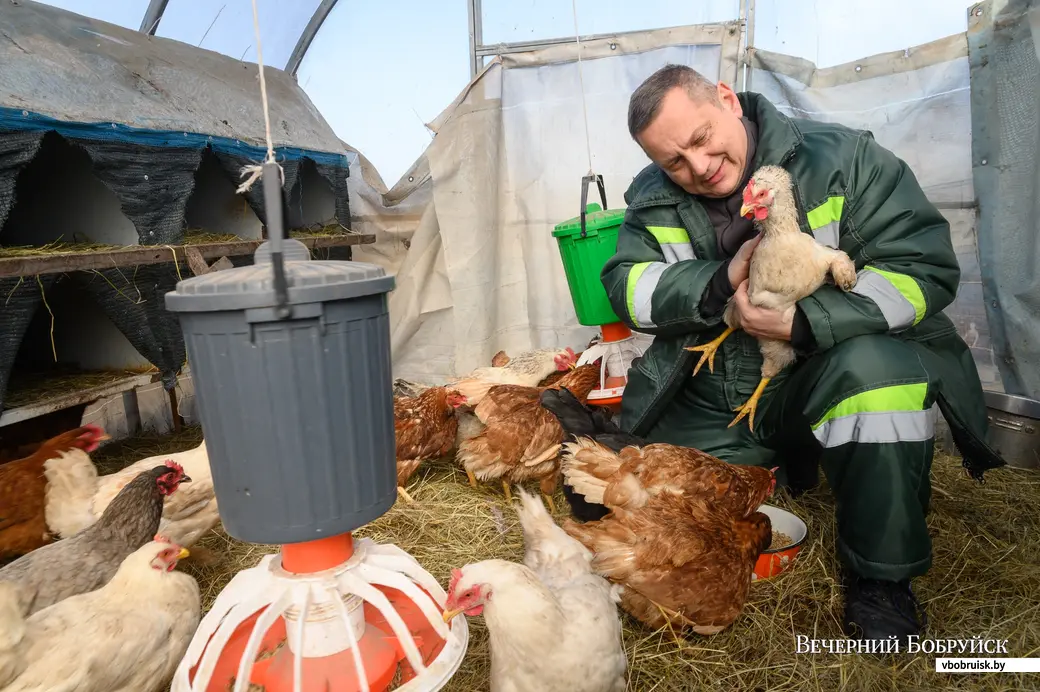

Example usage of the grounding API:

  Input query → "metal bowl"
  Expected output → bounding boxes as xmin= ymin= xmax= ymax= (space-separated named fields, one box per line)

xmin=982 ymin=391 xmax=1040 ymax=470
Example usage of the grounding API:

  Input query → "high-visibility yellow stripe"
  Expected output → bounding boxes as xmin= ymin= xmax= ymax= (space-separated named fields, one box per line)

xmin=806 ymin=196 xmax=845 ymax=230
xmin=812 ymin=382 xmax=929 ymax=430
xmin=646 ymin=226 xmax=690 ymax=245
xmin=626 ymin=262 xmax=652 ymax=327
xmin=863 ymin=267 xmax=927 ymax=326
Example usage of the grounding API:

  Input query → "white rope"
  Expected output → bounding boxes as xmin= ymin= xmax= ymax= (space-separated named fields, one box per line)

xmin=237 ymin=0 xmax=284 ymax=194
xmin=571 ymin=0 xmax=594 ymax=175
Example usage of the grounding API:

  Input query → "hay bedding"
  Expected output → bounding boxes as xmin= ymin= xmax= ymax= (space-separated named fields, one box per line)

xmin=94 ymin=426 xmax=1040 ymax=692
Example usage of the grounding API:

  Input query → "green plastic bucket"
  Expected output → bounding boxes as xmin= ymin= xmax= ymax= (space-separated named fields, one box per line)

xmin=552 ymin=201 xmax=626 ymax=327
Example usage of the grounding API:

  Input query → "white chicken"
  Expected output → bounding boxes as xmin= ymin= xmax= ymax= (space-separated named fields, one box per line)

xmin=448 ymin=347 xmax=578 ymax=407
xmin=0 ymin=537 xmax=201 ymax=692
xmin=442 ymin=488 xmax=627 ymax=692
xmin=42 ymin=440 xmax=217 ymax=548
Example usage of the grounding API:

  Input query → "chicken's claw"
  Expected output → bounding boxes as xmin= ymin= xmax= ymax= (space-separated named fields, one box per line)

xmin=728 ymin=377 xmax=771 ymax=432
xmin=686 ymin=326 xmax=736 ymax=376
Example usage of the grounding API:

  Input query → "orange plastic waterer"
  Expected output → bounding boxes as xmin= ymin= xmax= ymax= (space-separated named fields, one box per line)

xmin=165 ymin=161 xmax=468 ymax=692
xmin=552 ymin=175 xmax=646 ymax=414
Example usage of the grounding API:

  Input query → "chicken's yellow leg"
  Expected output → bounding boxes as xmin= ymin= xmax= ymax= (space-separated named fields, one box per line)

xmin=466 ymin=468 xmax=478 ymax=488
xmin=542 ymin=493 xmax=557 ymax=514
xmin=685 ymin=326 xmax=736 ymax=376
xmin=502 ymin=481 xmax=513 ymax=503
xmin=397 ymin=485 xmax=416 ymax=504
xmin=728 ymin=377 xmax=771 ymax=432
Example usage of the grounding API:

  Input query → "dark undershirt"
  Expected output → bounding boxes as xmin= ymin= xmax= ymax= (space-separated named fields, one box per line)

xmin=695 ymin=117 xmax=816 ymax=353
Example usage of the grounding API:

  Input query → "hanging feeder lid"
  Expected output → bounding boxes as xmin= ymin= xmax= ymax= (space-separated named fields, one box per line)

xmin=165 ymin=238 xmax=395 ymax=313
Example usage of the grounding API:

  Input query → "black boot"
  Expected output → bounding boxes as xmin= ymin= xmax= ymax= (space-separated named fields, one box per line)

xmin=842 ymin=574 xmax=926 ymax=649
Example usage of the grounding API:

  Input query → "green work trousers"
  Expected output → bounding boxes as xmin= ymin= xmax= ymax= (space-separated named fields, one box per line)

xmin=645 ymin=333 xmax=936 ymax=582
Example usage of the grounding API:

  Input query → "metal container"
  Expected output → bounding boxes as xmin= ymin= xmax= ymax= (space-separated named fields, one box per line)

xmin=164 ymin=235 xmax=397 ymax=544
xmin=982 ymin=391 xmax=1040 ymax=470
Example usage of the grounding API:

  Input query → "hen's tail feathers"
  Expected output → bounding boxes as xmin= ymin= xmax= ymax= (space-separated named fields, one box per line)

xmin=514 ymin=487 xmax=591 ymax=578
xmin=450 ymin=377 xmax=495 ymax=407
xmin=539 ymin=388 xmax=642 ymax=452
xmin=42 ymin=449 xmax=101 ymax=539
xmin=560 ymin=438 xmax=624 ymax=506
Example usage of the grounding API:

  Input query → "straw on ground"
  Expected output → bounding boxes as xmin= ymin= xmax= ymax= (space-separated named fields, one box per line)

xmin=93 ymin=425 xmax=1040 ymax=692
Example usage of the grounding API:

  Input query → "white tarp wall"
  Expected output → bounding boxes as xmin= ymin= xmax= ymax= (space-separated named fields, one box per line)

xmin=350 ymin=24 xmax=742 ymax=384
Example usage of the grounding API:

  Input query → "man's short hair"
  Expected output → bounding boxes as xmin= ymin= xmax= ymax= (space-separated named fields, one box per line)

xmin=627 ymin=64 xmax=720 ymax=139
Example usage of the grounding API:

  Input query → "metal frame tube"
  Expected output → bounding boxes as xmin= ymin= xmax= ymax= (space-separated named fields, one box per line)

xmin=138 ymin=0 xmax=169 ymax=34
xmin=286 ymin=0 xmax=340 ymax=76
xmin=468 ymin=0 xmax=484 ymax=78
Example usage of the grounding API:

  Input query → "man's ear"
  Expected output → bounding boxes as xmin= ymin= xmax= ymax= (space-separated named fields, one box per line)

xmin=716 ymin=82 xmax=743 ymax=116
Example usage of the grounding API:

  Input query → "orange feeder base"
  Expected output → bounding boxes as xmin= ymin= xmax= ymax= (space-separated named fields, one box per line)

xmin=582 ymin=321 xmax=640 ymax=414
xmin=181 ymin=533 xmax=463 ymax=692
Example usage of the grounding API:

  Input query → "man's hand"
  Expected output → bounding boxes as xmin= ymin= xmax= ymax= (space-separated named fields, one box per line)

xmin=732 ymin=280 xmax=793 ymax=341
xmin=727 ymin=234 xmax=762 ymax=290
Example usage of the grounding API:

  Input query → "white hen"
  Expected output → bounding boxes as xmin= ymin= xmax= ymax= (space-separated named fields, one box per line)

xmin=443 ymin=488 xmax=627 ymax=692
xmin=42 ymin=440 xmax=217 ymax=548
xmin=0 ymin=538 xmax=201 ymax=692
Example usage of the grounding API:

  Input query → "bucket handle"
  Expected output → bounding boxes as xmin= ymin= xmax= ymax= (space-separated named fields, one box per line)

xmin=580 ymin=174 xmax=607 ymax=238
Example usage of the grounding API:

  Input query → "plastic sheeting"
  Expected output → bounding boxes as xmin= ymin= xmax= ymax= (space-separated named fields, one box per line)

xmin=968 ymin=0 xmax=1040 ymax=401
xmin=349 ymin=23 xmax=740 ymax=383
xmin=748 ymin=34 xmax=1003 ymax=392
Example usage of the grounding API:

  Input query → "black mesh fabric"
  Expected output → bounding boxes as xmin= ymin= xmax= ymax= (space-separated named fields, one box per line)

xmin=73 ymin=265 xmax=186 ymax=390
xmin=1 ymin=128 xmax=352 ymax=402
xmin=213 ymin=152 xmax=302 ymax=227
xmin=314 ymin=161 xmax=352 ymax=230
xmin=77 ymin=141 xmax=204 ymax=245
xmin=0 ymin=130 xmax=45 ymax=233
xmin=0 ymin=274 xmax=57 ymax=413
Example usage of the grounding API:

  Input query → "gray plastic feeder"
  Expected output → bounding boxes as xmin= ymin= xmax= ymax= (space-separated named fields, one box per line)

xmin=164 ymin=236 xmax=397 ymax=544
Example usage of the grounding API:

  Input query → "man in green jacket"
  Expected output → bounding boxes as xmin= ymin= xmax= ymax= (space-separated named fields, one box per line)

xmin=602 ymin=64 xmax=1005 ymax=643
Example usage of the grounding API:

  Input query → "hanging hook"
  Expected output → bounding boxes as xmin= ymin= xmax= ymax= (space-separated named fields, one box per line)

xmin=579 ymin=174 xmax=608 ymax=238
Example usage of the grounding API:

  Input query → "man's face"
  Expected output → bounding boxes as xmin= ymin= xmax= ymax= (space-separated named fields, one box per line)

xmin=635 ymin=83 xmax=749 ymax=198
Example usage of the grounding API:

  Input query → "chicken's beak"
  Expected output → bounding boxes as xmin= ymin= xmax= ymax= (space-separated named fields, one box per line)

xmin=97 ymin=433 xmax=112 ymax=442
xmin=177 ymin=548 xmax=190 ymax=560
xmin=180 ymin=474 xmax=192 ymax=483
xmin=740 ymin=203 xmax=754 ymax=218
xmin=442 ymin=607 xmax=465 ymax=623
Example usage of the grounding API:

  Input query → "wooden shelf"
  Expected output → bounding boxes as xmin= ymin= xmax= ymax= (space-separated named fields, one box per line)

xmin=0 ymin=371 xmax=154 ymax=427
xmin=0 ymin=233 xmax=375 ymax=279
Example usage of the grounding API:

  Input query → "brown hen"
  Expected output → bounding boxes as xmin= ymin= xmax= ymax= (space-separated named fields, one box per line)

xmin=0 ymin=425 xmax=110 ymax=561
xmin=394 ymin=386 xmax=467 ymax=503
xmin=456 ymin=364 xmax=601 ymax=511
xmin=559 ymin=437 xmax=777 ymax=633
xmin=564 ymin=493 xmax=771 ymax=633
xmin=561 ymin=437 xmax=777 ymax=519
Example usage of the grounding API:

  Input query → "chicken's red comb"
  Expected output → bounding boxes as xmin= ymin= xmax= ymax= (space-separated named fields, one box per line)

xmin=743 ymin=181 xmax=756 ymax=203
xmin=448 ymin=567 xmax=463 ymax=595
xmin=164 ymin=460 xmax=185 ymax=474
